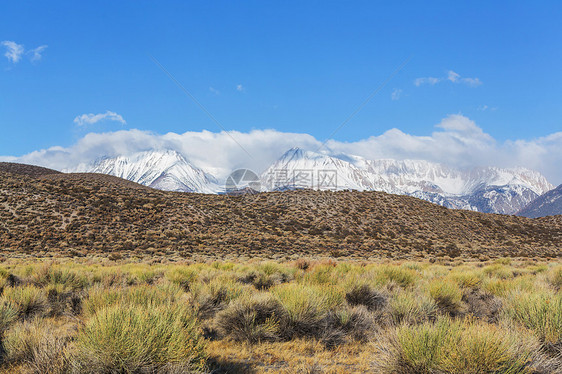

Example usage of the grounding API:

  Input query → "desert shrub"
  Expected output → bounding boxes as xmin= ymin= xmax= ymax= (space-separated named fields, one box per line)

xmin=90 ymin=267 xmax=127 ymax=287
xmin=527 ymin=264 xmax=548 ymax=274
xmin=376 ymin=317 xmax=452 ymax=373
xmin=448 ymin=270 xmax=483 ymax=289
xmin=27 ymin=332 xmax=70 ymax=374
xmin=375 ymin=317 xmax=549 ymax=374
xmin=439 ymin=321 xmax=547 ymax=374
xmin=0 ymin=301 xmax=18 ymax=332
xmin=304 ymin=264 xmax=337 ymax=285
xmin=547 ymin=266 xmax=562 ymax=290
xmin=321 ymin=306 xmax=374 ymax=347
xmin=0 ymin=277 xmax=7 ymax=296
xmin=127 ymin=268 xmax=162 ymax=285
xmin=503 ymin=291 xmax=562 ymax=344
xmin=0 ymin=300 xmax=18 ymax=363
xmin=4 ymin=319 xmax=70 ymax=372
xmin=258 ymin=262 xmax=294 ymax=278
xmin=1 ymin=286 xmax=47 ymax=320
xmin=166 ymin=266 xmax=198 ymax=290
xmin=33 ymin=266 xmax=89 ymax=290
xmin=387 ymin=291 xmax=437 ymax=325
xmin=483 ymin=264 xmax=514 ymax=279
xmin=215 ymin=293 xmax=286 ymax=343
xmin=429 ymin=279 xmax=463 ymax=315
xmin=295 ymin=258 xmax=310 ymax=271
xmin=272 ymin=283 xmax=343 ymax=338
xmin=345 ymin=284 xmax=387 ymax=312
xmin=494 ymin=258 xmax=512 ymax=265
xmin=194 ymin=278 xmax=247 ymax=319
xmin=4 ymin=319 xmax=45 ymax=364
xmin=238 ymin=270 xmax=290 ymax=291
xmin=375 ymin=265 xmax=417 ymax=288
xmin=211 ymin=261 xmax=235 ymax=271
xmin=71 ymin=303 xmax=207 ymax=373
xmin=45 ymin=284 xmax=83 ymax=317
xmin=462 ymin=289 xmax=502 ymax=323
xmin=482 ymin=278 xmax=517 ymax=296
xmin=83 ymin=283 xmax=184 ymax=317
xmin=400 ymin=262 xmax=424 ymax=271
xmin=0 ymin=268 xmax=10 ymax=280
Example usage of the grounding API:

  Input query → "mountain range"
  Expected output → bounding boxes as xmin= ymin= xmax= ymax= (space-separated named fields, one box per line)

xmin=517 ymin=184 xmax=562 ymax=218
xmin=1 ymin=162 xmax=561 ymax=259
xmin=70 ymin=148 xmax=555 ymax=215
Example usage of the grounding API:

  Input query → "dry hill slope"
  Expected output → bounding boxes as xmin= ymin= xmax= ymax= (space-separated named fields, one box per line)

xmin=0 ymin=162 xmax=61 ymax=177
xmin=0 ymin=163 xmax=560 ymax=259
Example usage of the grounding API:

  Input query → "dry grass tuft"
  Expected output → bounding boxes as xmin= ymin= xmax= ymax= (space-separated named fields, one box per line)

xmin=374 ymin=317 xmax=555 ymax=374
xmin=71 ymin=303 xmax=207 ymax=373
xmin=216 ymin=293 xmax=286 ymax=343
xmin=345 ymin=284 xmax=387 ymax=312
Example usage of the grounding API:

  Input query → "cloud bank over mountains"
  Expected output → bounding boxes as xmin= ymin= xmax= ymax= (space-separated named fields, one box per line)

xmin=2 ymin=114 xmax=562 ymax=184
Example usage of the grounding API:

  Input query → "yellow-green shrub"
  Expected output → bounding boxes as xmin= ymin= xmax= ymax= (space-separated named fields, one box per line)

xmin=72 ymin=303 xmax=207 ymax=373
xmin=83 ymin=283 xmax=184 ymax=317
xmin=1 ymin=286 xmax=47 ymax=319
xmin=429 ymin=279 xmax=463 ymax=315
xmin=503 ymin=291 xmax=562 ymax=344
xmin=375 ymin=265 xmax=417 ymax=288
xmin=376 ymin=317 xmax=546 ymax=374
xmin=388 ymin=291 xmax=437 ymax=325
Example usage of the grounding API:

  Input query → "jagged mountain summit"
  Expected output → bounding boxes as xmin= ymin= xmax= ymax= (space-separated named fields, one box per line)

xmin=73 ymin=150 xmax=220 ymax=193
xmin=72 ymin=147 xmax=553 ymax=215
xmin=260 ymin=148 xmax=553 ymax=215
xmin=517 ymin=184 xmax=562 ymax=218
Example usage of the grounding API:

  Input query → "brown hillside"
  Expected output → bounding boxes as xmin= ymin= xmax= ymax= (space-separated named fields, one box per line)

xmin=39 ymin=172 xmax=152 ymax=190
xmin=0 ymin=162 xmax=61 ymax=177
xmin=0 ymin=167 xmax=560 ymax=260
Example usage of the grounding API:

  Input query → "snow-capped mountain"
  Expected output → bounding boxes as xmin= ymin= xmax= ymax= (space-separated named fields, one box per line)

xmin=517 ymin=184 xmax=562 ymax=218
xmin=260 ymin=148 xmax=553 ymax=214
xmin=72 ymin=147 xmax=553 ymax=215
xmin=73 ymin=150 xmax=220 ymax=193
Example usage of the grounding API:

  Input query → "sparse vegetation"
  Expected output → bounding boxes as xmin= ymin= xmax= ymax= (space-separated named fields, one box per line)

xmin=0 ymin=167 xmax=561 ymax=261
xmin=0 ymin=166 xmax=561 ymax=372
xmin=0 ymin=258 xmax=556 ymax=372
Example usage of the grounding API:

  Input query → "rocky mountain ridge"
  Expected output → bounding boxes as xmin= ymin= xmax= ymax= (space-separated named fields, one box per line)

xmin=70 ymin=148 xmax=554 ymax=215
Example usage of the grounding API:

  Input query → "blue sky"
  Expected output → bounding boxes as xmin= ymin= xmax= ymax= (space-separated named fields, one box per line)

xmin=2 ymin=1 xmax=562 ymax=182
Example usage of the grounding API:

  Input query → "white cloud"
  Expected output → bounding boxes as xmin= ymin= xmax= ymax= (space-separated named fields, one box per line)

xmin=28 ymin=45 xmax=48 ymax=62
xmin=414 ymin=77 xmax=440 ymax=86
xmin=391 ymin=88 xmax=402 ymax=100
xmin=460 ymin=77 xmax=482 ymax=87
xmin=4 ymin=115 xmax=562 ymax=185
xmin=447 ymin=70 xmax=460 ymax=83
xmin=1 ymin=41 xmax=24 ymax=63
xmin=477 ymin=105 xmax=497 ymax=112
xmin=209 ymin=87 xmax=220 ymax=95
xmin=415 ymin=70 xmax=482 ymax=87
xmin=73 ymin=111 xmax=126 ymax=127
xmin=236 ymin=84 xmax=244 ymax=92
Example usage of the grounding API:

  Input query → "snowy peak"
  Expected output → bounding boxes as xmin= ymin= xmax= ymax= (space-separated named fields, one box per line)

xmin=517 ymin=184 xmax=562 ymax=218
xmin=261 ymin=148 xmax=554 ymax=214
xmin=72 ymin=147 xmax=553 ymax=215
xmin=78 ymin=150 xmax=220 ymax=193
xmin=262 ymin=148 xmax=370 ymax=191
